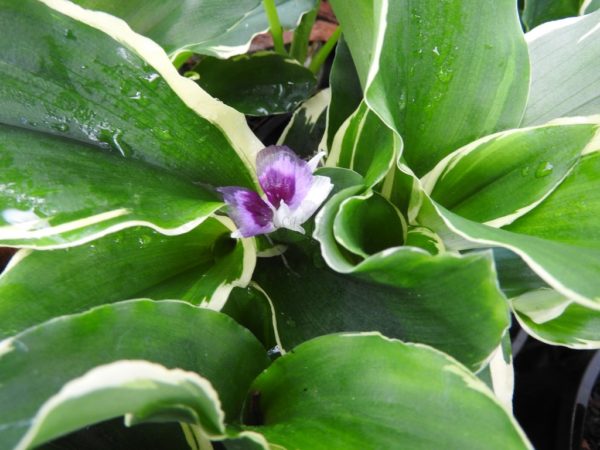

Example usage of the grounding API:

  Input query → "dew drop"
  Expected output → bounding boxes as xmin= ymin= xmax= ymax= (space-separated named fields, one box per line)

xmin=143 ymin=73 xmax=160 ymax=83
xmin=397 ymin=91 xmax=407 ymax=111
xmin=154 ymin=128 xmax=172 ymax=140
xmin=521 ymin=166 xmax=530 ymax=177
xmin=52 ymin=122 xmax=69 ymax=132
xmin=138 ymin=235 xmax=152 ymax=247
xmin=535 ymin=161 xmax=554 ymax=178
xmin=437 ymin=68 xmax=453 ymax=83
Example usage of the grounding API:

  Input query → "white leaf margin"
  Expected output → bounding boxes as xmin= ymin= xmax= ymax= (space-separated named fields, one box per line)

xmin=13 ymin=360 xmax=225 ymax=450
xmin=39 ymin=0 xmax=263 ymax=180
xmin=420 ymin=116 xmax=600 ymax=228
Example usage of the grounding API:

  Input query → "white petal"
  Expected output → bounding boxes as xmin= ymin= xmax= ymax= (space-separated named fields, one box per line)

xmin=272 ymin=201 xmax=306 ymax=234
xmin=280 ymin=175 xmax=335 ymax=232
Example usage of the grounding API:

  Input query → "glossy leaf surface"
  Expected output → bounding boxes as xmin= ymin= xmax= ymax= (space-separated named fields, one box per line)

xmin=243 ymin=334 xmax=531 ymax=449
xmin=194 ymin=53 xmax=316 ymax=116
xmin=512 ymin=289 xmax=600 ymax=348
xmin=423 ymin=121 xmax=598 ymax=226
xmin=253 ymin=185 xmax=511 ymax=370
xmin=73 ymin=0 xmax=317 ymax=58
xmin=420 ymin=163 xmax=600 ymax=310
xmin=334 ymin=191 xmax=405 ymax=258
xmin=255 ymin=244 xmax=509 ymax=370
xmin=326 ymin=37 xmax=362 ymax=149
xmin=0 ymin=0 xmax=260 ymax=190
xmin=522 ymin=9 xmax=600 ymax=125
xmin=0 ymin=126 xmax=223 ymax=248
xmin=331 ymin=0 xmax=530 ymax=175
xmin=0 ymin=300 xmax=270 ymax=449
xmin=278 ymin=89 xmax=329 ymax=158
xmin=492 ymin=248 xmax=548 ymax=298
xmin=0 ymin=218 xmax=254 ymax=339
xmin=327 ymin=102 xmax=398 ymax=187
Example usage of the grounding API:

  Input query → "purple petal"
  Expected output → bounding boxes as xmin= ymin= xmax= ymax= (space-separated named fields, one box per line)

xmin=217 ymin=187 xmax=274 ymax=238
xmin=256 ymin=146 xmax=312 ymax=209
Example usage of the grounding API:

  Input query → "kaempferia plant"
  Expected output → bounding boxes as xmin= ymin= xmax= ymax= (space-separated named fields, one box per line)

xmin=0 ymin=0 xmax=599 ymax=449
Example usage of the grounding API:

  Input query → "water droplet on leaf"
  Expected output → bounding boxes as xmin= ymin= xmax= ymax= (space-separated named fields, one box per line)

xmin=154 ymin=128 xmax=172 ymax=140
xmin=143 ymin=73 xmax=160 ymax=83
xmin=535 ymin=161 xmax=554 ymax=178
xmin=52 ymin=122 xmax=69 ymax=132
xmin=437 ymin=68 xmax=453 ymax=83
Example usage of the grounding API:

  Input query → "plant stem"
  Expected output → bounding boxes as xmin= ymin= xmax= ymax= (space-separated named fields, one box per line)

xmin=262 ymin=0 xmax=287 ymax=55
xmin=308 ymin=26 xmax=342 ymax=74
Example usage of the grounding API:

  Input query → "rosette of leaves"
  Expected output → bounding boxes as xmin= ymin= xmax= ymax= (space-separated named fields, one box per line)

xmin=0 ymin=0 xmax=599 ymax=449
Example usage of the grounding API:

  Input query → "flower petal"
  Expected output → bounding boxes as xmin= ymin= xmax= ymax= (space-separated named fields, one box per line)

xmin=272 ymin=175 xmax=334 ymax=232
xmin=217 ymin=187 xmax=274 ymax=238
xmin=256 ymin=146 xmax=312 ymax=209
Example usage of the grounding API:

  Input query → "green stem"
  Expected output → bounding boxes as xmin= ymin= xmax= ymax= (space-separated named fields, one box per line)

xmin=262 ymin=0 xmax=287 ymax=55
xmin=308 ymin=26 xmax=342 ymax=74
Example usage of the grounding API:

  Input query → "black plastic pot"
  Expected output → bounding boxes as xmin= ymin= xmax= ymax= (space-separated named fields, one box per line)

xmin=512 ymin=328 xmax=596 ymax=450
xmin=571 ymin=350 xmax=600 ymax=450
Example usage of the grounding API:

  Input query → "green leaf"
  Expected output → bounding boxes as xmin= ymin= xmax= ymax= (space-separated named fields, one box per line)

xmin=0 ymin=299 xmax=270 ymax=449
xmin=511 ymin=288 xmax=600 ymax=348
xmin=289 ymin=6 xmax=318 ymax=64
xmin=253 ymin=245 xmax=509 ymax=371
xmin=582 ymin=0 xmax=600 ymax=13
xmin=72 ymin=0 xmax=317 ymax=58
xmin=13 ymin=360 xmax=225 ymax=450
xmin=277 ymin=89 xmax=329 ymax=158
xmin=0 ymin=217 xmax=255 ymax=339
xmin=492 ymin=248 xmax=548 ymax=298
xmin=193 ymin=52 xmax=317 ymax=116
xmin=422 ymin=120 xmax=599 ymax=226
xmin=404 ymin=226 xmax=444 ymax=255
xmin=325 ymin=37 xmax=363 ymax=150
xmin=252 ymin=186 xmax=511 ymax=370
xmin=242 ymin=334 xmax=531 ymax=449
xmin=522 ymin=9 xmax=600 ymax=126
xmin=503 ymin=146 xmax=600 ymax=248
xmin=419 ymin=163 xmax=600 ymax=310
xmin=0 ymin=125 xmax=223 ymax=248
xmin=522 ymin=0 xmax=582 ymax=30
xmin=416 ymin=118 xmax=600 ymax=308
xmin=327 ymin=102 xmax=398 ymax=187
xmin=334 ymin=191 xmax=405 ymax=259
xmin=331 ymin=0 xmax=530 ymax=175
xmin=0 ymin=0 xmax=260 ymax=190
xmin=221 ymin=285 xmax=278 ymax=350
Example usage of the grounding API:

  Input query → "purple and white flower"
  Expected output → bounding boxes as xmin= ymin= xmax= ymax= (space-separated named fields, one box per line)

xmin=218 ymin=146 xmax=333 ymax=238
